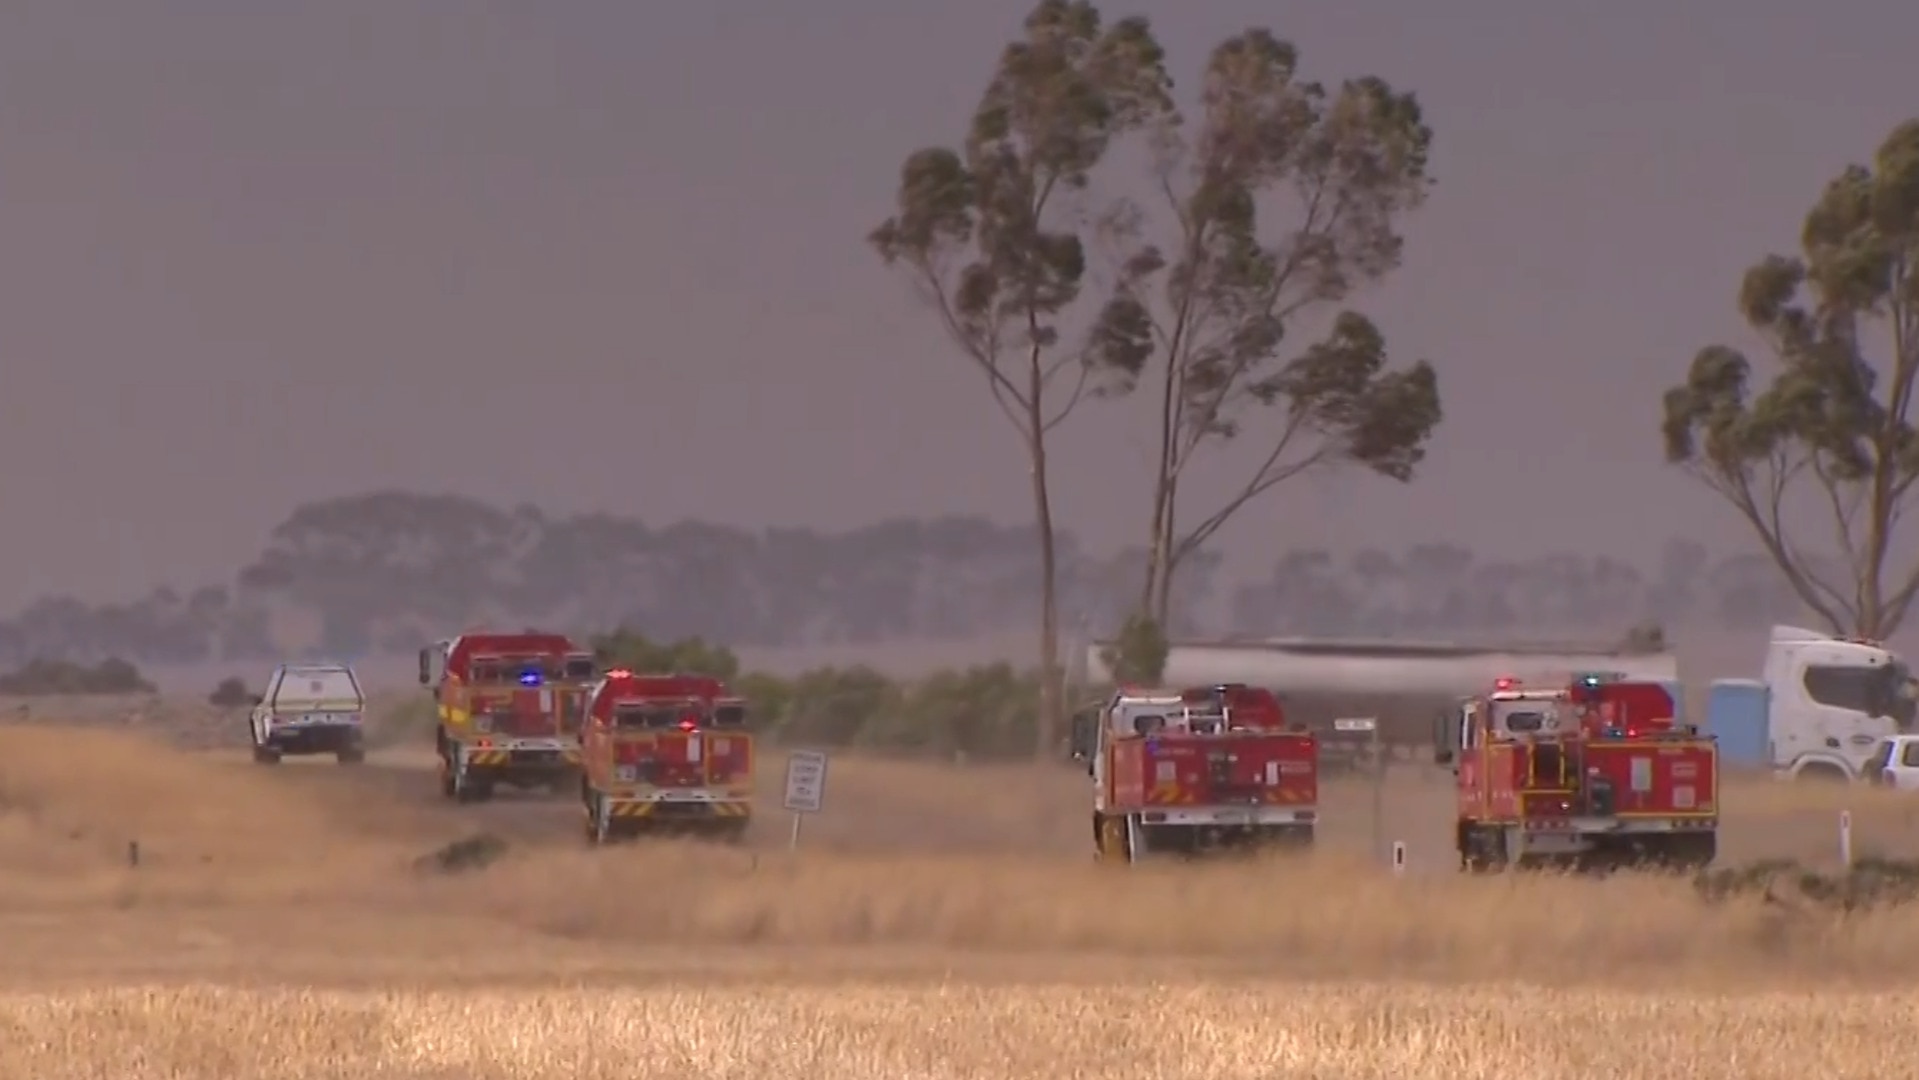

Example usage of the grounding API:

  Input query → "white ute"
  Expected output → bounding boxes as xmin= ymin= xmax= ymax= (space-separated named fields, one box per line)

xmin=249 ymin=662 xmax=368 ymax=766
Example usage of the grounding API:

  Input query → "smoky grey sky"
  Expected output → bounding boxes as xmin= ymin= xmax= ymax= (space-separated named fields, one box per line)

xmin=1 ymin=0 xmax=1913 ymax=610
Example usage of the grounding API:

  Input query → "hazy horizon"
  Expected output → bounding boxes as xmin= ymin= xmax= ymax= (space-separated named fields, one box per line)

xmin=4 ymin=1 xmax=1916 ymax=610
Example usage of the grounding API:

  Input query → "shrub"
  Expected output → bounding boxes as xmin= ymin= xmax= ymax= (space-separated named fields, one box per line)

xmin=208 ymin=676 xmax=254 ymax=708
xmin=0 ymin=658 xmax=156 ymax=696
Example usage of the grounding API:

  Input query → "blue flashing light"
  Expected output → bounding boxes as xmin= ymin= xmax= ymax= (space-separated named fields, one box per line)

xmin=518 ymin=670 xmax=544 ymax=687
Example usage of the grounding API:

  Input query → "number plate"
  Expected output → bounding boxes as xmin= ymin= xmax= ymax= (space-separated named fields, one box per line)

xmin=1213 ymin=809 xmax=1252 ymax=824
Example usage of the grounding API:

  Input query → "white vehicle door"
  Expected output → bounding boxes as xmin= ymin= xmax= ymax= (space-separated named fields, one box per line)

xmin=251 ymin=669 xmax=285 ymax=743
xmin=1891 ymin=739 xmax=1919 ymax=791
xmin=1864 ymin=738 xmax=1896 ymax=788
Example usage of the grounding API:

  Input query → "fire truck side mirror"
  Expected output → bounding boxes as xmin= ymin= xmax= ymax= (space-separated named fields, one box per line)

xmin=417 ymin=648 xmax=431 ymax=686
xmin=1431 ymin=711 xmax=1455 ymax=766
xmin=1068 ymin=711 xmax=1096 ymax=763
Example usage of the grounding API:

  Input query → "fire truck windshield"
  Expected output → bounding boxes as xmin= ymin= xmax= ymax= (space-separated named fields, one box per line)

xmin=472 ymin=656 xmax=550 ymax=684
xmin=1493 ymin=701 xmax=1557 ymax=735
xmin=614 ymin=701 xmax=699 ymax=729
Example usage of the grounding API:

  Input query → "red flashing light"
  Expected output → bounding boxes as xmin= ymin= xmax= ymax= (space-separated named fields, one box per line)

xmin=605 ymin=668 xmax=633 ymax=679
xmin=678 ymin=718 xmax=699 ymax=732
xmin=1493 ymin=676 xmax=1519 ymax=692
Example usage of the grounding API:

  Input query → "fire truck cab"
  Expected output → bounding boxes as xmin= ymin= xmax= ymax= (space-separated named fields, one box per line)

xmin=419 ymin=631 xmax=598 ymax=803
xmin=1435 ymin=674 xmax=1719 ymax=872
xmin=1071 ymin=683 xmax=1318 ymax=863
xmin=578 ymin=670 xmax=754 ymax=845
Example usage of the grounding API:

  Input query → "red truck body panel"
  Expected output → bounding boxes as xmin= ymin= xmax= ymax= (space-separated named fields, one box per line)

xmin=583 ymin=671 xmax=754 ymax=795
xmin=1459 ymin=679 xmax=1718 ymax=824
xmin=1568 ymin=679 xmax=1681 ymax=736
xmin=1106 ymin=730 xmax=1317 ymax=811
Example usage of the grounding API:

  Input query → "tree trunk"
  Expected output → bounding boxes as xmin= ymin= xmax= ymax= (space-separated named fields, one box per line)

xmin=1151 ymin=472 xmax=1180 ymax=628
xmin=1140 ymin=478 xmax=1169 ymax=615
xmin=1026 ymin=350 xmax=1063 ymax=761
xmin=1032 ymin=453 xmax=1062 ymax=759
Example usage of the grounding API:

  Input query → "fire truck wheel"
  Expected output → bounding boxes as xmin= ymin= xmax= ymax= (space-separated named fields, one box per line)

xmin=454 ymin=772 xmax=494 ymax=804
xmin=1121 ymin=814 xmax=1145 ymax=863
xmin=1793 ymin=761 xmax=1851 ymax=783
xmin=251 ymin=744 xmax=281 ymax=766
xmin=1094 ymin=814 xmax=1128 ymax=863
xmin=1458 ymin=824 xmax=1508 ymax=873
xmin=584 ymin=795 xmax=612 ymax=846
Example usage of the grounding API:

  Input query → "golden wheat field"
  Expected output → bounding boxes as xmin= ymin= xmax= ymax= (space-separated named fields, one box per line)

xmin=4 ymin=716 xmax=1919 ymax=1077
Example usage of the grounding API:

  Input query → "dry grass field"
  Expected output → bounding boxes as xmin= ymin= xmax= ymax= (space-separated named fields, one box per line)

xmin=4 ymin=716 xmax=1919 ymax=1077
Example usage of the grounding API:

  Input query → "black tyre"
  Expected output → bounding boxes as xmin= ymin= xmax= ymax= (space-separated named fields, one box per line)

xmin=252 ymin=744 xmax=281 ymax=766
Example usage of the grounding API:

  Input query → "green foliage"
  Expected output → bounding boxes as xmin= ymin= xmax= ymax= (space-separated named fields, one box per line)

xmin=1694 ymin=856 xmax=1919 ymax=914
xmin=1102 ymin=611 xmax=1168 ymax=683
xmin=1662 ymin=117 xmax=1919 ymax=637
xmin=1084 ymin=27 xmax=1441 ymax=624
xmin=590 ymin=629 xmax=740 ymax=679
xmin=207 ymin=676 xmax=254 ymax=708
xmin=0 ymin=658 xmax=155 ymax=696
xmin=591 ymin=632 xmax=1055 ymax=760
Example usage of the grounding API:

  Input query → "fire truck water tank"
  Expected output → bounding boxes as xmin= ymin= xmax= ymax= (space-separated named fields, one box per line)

xmin=1702 ymin=678 xmax=1769 ymax=768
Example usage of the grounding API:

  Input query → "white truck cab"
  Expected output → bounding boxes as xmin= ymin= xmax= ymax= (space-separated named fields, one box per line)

xmin=249 ymin=661 xmax=368 ymax=766
xmin=1761 ymin=625 xmax=1916 ymax=781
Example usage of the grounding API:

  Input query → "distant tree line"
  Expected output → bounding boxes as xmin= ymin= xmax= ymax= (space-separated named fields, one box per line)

xmin=0 ymin=491 xmax=1815 ymax=670
xmin=587 ymin=631 xmax=1049 ymax=759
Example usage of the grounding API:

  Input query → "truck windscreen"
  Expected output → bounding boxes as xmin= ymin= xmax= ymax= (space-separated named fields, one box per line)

xmin=613 ymin=703 xmax=693 ymax=730
xmin=1889 ymin=663 xmax=1917 ymax=729
xmin=1493 ymin=701 xmax=1556 ymax=734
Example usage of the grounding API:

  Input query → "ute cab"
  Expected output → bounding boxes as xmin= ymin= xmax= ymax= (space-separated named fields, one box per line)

xmin=421 ymin=630 xmax=598 ymax=803
xmin=249 ymin=661 xmax=367 ymax=765
xmin=1071 ymin=683 xmax=1317 ymax=863
xmin=578 ymin=670 xmax=754 ymax=845
xmin=1436 ymin=674 xmax=1718 ymax=871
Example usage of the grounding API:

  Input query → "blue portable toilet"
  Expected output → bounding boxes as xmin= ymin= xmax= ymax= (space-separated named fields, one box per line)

xmin=1703 ymin=678 xmax=1770 ymax=768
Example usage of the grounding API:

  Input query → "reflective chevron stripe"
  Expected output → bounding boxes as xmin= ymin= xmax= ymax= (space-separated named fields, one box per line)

xmin=598 ymin=800 xmax=752 ymax=819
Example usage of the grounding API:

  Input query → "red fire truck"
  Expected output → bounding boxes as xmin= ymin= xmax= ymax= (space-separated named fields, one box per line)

xmin=1434 ymin=674 xmax=1719 ymax=871
xmin=419 ymin=630 xmax=598 ymax=803
xmin=578 ymin=669 xmax=754 ymax=845
xmin=1070 ymin=683 xmax=1318 ymax=863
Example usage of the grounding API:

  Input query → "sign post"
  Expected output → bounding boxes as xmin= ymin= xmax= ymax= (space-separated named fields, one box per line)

xmin=782 ymin=749 xmax=829 ymax=851
xmin=1335 ymin=717 xmax=1383 ymax=861
xmin=1839 ymin=809 xmax=1853 ymax=870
